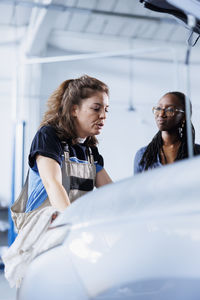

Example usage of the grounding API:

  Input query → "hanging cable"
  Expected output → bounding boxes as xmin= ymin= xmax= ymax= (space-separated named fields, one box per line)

xmin=184 ymin=14 xmax=197 ymax=159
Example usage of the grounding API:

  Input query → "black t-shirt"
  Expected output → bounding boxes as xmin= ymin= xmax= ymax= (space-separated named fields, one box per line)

xmin=29 ymin=125 xmax=104 ymax=172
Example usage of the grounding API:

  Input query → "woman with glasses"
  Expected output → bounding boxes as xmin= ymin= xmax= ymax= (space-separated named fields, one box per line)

xmin=134 ymin=91 xmax=200 ymax=174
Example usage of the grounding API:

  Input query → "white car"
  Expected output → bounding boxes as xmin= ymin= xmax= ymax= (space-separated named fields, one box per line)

xmin=18 ymin=155 xmax=200 ymax=300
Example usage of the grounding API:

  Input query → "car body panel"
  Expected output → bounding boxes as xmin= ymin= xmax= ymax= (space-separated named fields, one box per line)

xmin=19 ymin=156 xmax=200 ymax=299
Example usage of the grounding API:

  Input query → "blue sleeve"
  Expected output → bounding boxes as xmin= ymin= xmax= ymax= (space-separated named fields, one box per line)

xmin=134 ymin=147 xmax=147 ymax=175
xmin=95 ymin=163 xmax=103 ymax=173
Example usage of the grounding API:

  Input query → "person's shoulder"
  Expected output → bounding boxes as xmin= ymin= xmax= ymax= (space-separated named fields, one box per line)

xmin=89 ymin=145 xmax=100 ymax=157
xmin=134 ymin=145 xmax=147 ymax=174
xmin=135 ymin=146 xmax=147 ymax=157
xmin=38 ymin=125 xmax=57 ymax=136
xmin=31 ymin=125 xmax=63 ymax=152
xmin=37 ymin=125 xmax=61 ymax=142
xmin=89 ymin=144 xmax=98 ymax=151
xmin=29 ymin=125 xmax=64 ymax=168
xmin=90 ymin=145 xmax=102 ymax=156
xmin=134 ymin=145 xmax=147 ymax=165
xmin=90 ymin=145 xmax=104 ymax=166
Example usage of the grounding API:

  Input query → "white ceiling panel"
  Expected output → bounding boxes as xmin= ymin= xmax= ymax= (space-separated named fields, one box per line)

xmin=148 ymin=23 xmax=182 ymax=42
xmin=83 ymin=15 xmax=108 ymax=34
xmin=66 ymin=12 xmax=91 ymax=31
xmin=142 ymin=22 xmax=175 ymax=40
xmin=0 ymin=26 xmax=26 ymax=44
xmin=121 ymin=20 xmax=155 ymax=38
xmin=93 ymin=15 xmax=126 ymax=36
xmin=65 ymin=0 xmax=78 ymax=6
xmin=95 ymin=0 xmax=119 ymax=12
xmin=0 ymin=0 xmax=200 ymax=58
xmin=169 ymin=26 xmax=191 ymax=43
xmin=76 ymin=0 xmax=97 ymax=9
xmin=116 ymin=21 xmax=130 ymax=36
xmin=54 ymin=10 xmax=71 ymax=30
xmin=0 ymin=4 xmax=15 ymax=25
xmin=114 ymin=0 xmax=142 ymax=14
xmin=0 ymin=2 xmax=32 ymax=26
xmin=11 ymin=5 xmax=32 ymax=26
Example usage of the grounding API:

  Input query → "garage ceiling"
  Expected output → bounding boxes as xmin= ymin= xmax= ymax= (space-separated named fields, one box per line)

xmin=0 ymin=0 xmax=198 ymax=58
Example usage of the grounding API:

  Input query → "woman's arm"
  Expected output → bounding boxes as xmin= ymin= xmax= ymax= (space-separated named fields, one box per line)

xmin=95 ymin=168 xmax=112 ymax=188
xmin=36 ymin=155 xmax=70 ymax=211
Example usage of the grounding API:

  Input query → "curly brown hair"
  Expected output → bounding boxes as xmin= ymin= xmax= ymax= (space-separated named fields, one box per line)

xmin=40 ymin=75 xmax=109 ymax=146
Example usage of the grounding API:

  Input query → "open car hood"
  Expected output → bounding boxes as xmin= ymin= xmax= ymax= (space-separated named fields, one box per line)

xmin=140 ymin=0 xmax=200 ymax=34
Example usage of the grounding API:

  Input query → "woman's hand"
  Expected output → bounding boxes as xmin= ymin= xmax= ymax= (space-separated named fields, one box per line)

xmin=51 ymin=212 xmax=59 ymax=223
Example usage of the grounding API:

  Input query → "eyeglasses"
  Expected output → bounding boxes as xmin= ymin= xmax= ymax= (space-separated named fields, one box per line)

xmin=152 ymin=106 xmax=185 ymax=117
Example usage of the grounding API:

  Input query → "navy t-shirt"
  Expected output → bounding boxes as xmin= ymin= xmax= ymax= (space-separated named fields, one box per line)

xmin=29 ymin=125 xmax=104 ymax=170
xmin=26 ymin=125 xmax=104 ymax=212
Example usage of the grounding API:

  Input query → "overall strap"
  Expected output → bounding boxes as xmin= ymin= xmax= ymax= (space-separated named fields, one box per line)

xmin=61 ymin=141 xmax=70 ymax=159
xmin=11 ymin=170 xmax=29 ymax=214
xmin=87 ymin=147 xmax=94 ymax=164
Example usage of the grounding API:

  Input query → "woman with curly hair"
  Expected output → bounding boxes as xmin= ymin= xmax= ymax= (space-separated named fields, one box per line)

xmin=11 ymin=74 xmax=112 ymax=222
xmin=3 ymin=75 xmax=112 ymax=288
xmin=134 ymin=91 xmax=200 ymax=174
xmin=25 ymin=74 xmax=112 ymax=212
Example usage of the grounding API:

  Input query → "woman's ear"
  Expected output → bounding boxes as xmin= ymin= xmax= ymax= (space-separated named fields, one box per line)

xmin=71 ymin=105 xmax=78 ymax=117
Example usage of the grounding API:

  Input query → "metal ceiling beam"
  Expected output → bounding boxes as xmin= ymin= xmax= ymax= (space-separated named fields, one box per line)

xmin=2 ymin=0 xmax=176 ymax=24
xmin=21 ymin=46 xmax=175 ymax=65
xmin=21 ymin=0 xmax=67 ymax=56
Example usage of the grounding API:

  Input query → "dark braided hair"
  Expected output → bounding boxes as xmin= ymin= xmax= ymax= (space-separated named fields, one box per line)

xmin=140 ymin=91 xmax=198 ymax=171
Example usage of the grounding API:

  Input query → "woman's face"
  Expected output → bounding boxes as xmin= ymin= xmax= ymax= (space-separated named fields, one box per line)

xmin=154 ymin=94 xmax=185 ymax=132
xmin=72 ymin=91 xmax=109 ymax=138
